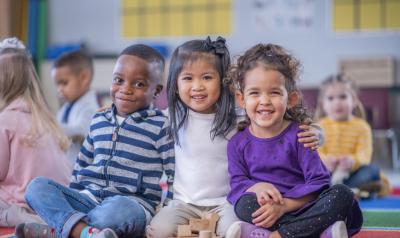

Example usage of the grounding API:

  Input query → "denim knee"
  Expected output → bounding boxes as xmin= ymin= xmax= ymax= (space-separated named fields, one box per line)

xmin=25 ymin=177 xmax=53 ymax=206
xmin=88 ymin=196 xmax=146 ymax=237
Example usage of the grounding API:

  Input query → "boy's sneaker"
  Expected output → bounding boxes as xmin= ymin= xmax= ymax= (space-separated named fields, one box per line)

xmin=81 ymin=227 xmax=118 ymax=238
xmin=226 ymin=221 xmax=270 ymax=238
xmin=320 ymin=221 xmax=348 ymax=238
xmin=15 ymin=223 xmax=56 ymax=238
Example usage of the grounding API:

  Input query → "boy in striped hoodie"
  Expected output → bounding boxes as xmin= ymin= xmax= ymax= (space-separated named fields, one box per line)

xmin=16 ymin=44 xmax=174 ymax=238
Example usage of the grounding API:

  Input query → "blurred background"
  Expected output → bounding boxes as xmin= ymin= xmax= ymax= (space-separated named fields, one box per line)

xmin=1 ymin=0 xmax=400 ymax=172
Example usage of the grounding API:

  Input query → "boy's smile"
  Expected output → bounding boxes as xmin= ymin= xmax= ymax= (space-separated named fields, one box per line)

xmin=110 ymin=55 xmax=158 ymax=117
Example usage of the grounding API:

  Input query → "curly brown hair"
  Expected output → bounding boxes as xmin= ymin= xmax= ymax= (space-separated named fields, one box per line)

xmin=229 ymin=43 xmax=312 ymax=127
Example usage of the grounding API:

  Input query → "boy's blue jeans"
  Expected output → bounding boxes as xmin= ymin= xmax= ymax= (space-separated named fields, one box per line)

xmin=25 ymin=177 xmax=147 ymax=238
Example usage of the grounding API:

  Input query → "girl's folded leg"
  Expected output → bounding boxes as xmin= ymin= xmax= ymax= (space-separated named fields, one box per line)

xmin=146 ymin=200 xmax=200 ymax=238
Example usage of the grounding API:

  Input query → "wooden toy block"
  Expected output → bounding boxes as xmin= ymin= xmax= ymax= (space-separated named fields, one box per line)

xmin=177 ymin=225 xmax=192 ymax=237
xmin=199 ymin=230 xmax=213 ymax=238
xmin=189 ymin=218 xmax=210 ymax=232
xmin=203 ymin=213 xmax=219 ymax=233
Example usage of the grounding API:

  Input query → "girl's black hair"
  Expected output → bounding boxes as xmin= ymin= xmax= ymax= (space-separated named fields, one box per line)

xmin=167 ymin=36 xmax=236 ymax=145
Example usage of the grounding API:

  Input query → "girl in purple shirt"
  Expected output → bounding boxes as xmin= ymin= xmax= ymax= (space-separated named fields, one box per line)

xmin=226 ymin=44 xmax=362 ymax=238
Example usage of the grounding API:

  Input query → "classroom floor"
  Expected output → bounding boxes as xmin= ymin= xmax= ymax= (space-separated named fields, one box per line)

xmin=383 ymin=169 xmax=400 ymax=187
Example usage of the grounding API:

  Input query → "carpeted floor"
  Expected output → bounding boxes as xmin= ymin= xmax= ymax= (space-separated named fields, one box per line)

xmin=354 ymin=194 xmax=400 ymax=237
xmin=1 ymin=193 xmax=400 ymax=238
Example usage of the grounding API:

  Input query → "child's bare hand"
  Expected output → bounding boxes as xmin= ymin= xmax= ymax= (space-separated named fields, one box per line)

xmin=297 ymin=124 xmax=320 ymax=150
xmin=247 ymin=182 xmax=283 ymax=205
xmin=96 ymin=105 xmax=111 ymax=112
xmin=325 ymin=156 xmax=339 ymax=172
xmin=252 ymin=202 xmax=285 ymax=228
xmin=338 ymin=156 xmax=354 ymax=171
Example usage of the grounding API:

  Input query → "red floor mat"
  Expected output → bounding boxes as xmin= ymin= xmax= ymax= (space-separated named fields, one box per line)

xmin=353 ymin=229 xmax=400 ymax=238
xmin=0 ymin=227 xmax=14 ymax=237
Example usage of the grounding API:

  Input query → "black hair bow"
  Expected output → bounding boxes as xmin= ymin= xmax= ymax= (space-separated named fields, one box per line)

xmin=205 ymin=36 xmax=226 ymax=55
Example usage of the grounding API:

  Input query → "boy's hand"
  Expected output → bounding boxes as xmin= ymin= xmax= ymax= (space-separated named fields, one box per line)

xmin=297 ymin=124 xmax=320 ymax=150
xmin=252 ymin=202 xmax=285 ymax=228
xmin=247 ymin=182 xmax=284 ymax=206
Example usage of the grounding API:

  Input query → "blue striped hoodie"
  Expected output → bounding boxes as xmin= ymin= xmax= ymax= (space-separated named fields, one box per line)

xmin=70 ymin=105 xmax=175 ymax=215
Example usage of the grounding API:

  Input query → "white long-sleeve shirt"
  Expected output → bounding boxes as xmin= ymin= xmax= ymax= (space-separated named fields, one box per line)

xmin=173 ymin=110 xmax=236 ymax=206
xmin=57 ymin=89 xmax=99 ymax=168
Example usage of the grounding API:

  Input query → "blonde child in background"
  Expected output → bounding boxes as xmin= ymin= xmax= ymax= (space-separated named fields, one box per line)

xmin=226 ymin=44 xmax=362 ymax=238
xmin=52 ymin=50 xmax=100 ymax=169
xmin=17 ymin=44 xmax=174 ymax=238
xmin=315 ymin=74 xmax=388 ymax=197
xmin=147 ymin=37 xmax=322 ymax=238
xmin=0 ymin=38 xmax=71 ymax=227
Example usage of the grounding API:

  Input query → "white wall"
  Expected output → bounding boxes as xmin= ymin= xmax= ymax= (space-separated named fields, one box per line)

xmin=43 ymin=0 xmax=400 ymax=112
xmin=46 ymin=0 xmax=400 ymax=88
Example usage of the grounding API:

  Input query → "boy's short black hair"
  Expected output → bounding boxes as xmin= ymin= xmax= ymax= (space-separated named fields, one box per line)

xmin=119 ymin=44 xmax=165 ymax=84
xmin=53 ymin=50 xmax=93 ymax=77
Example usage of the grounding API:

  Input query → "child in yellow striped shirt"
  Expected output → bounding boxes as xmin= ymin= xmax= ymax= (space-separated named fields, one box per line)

xmin=315 ymin=74 xmax=385 ymax=197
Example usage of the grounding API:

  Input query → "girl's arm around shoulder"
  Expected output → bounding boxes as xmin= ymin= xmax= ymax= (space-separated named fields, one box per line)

xmin=297 ymin=123 xmax=324 ymax=150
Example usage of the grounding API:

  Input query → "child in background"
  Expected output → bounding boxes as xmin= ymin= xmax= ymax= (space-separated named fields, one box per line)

xmin=226 ymin=44 xmax=362 ymax=238
xmin=17 ymin=44 xmax=174 ymax=238
xmin=52 ymin=50 xmax=100 ymax=169
xmin=0 ymin=37 xmax=70 ymax=227
xmin=315 ymin=74 xmax=386 ymax=196
xmin=147 ymin=37 xmax=322 ymax=238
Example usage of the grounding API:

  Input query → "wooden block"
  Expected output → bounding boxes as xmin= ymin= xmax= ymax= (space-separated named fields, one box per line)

xmin=199 ymin=230 xmax=212 ymax=238
xmin=189 ymin=218 xmax=210 ymax=232
xmin=203 ymin=213 xmax=220 ymax=233
xmin=177 ymin=225 xmax=192 ymax=237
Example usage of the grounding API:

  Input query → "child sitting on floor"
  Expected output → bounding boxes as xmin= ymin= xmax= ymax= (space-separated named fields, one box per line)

xmin=226 ymin=44 xmax=363 ymax=238
xmin=17 ymin=44 xmax=174 ymax=238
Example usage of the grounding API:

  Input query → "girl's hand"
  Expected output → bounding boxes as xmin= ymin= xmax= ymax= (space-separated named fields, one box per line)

xmin=297 ymin=124 xmax=321 ymax=150
xmin=247 ymin=182 xmax=284 ymax=205
xmin=96 ymin=105 xmax=111 ymax=112
xmin=252 ymin=202 xmax=285 ymax=228
xmin=338 ymin=156 xmax=354 ymax=171
xmin=325 ymin=156 xmax=339 ymax=172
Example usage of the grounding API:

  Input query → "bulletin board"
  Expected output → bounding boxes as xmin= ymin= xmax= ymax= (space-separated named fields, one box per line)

xmin=122 ymin=0 xmax=232 ymax=38
xmin=333 ymin=0 xmax=400 ymax=31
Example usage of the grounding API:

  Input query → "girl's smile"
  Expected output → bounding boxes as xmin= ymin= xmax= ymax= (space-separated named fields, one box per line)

xmin=177 ymin=59 xmax=221 ymax=114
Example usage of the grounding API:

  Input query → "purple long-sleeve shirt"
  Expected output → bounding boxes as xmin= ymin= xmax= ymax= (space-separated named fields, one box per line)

xmin=227 ymin=122 xmax=330 ymax=206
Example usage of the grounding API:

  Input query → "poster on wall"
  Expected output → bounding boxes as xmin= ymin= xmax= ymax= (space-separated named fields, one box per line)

xmin=252 ymin=0 xmax=317 ymax=32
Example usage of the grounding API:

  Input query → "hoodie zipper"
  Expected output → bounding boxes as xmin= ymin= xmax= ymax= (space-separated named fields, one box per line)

xmin=104 ymin=125 xmax=119 ymax=187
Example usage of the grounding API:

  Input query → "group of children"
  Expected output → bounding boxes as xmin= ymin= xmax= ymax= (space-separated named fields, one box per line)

xmin=0 ymin=35 xmax=387 ymax=238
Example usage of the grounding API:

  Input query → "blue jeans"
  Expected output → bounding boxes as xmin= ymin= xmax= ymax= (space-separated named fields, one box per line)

xmin=344 ymin=164 xmax=380 ymax=188
xmin=25 ymin=177 xmax=147 ymax=238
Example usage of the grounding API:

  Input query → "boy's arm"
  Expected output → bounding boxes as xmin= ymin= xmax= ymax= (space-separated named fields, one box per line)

xmin=227 ymin=140 xmax=257 ymax=205
xmin=69 ymin=129 xmax=95 ymax=190
xmin=156 ymin=120 xmax=175 ymax=203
